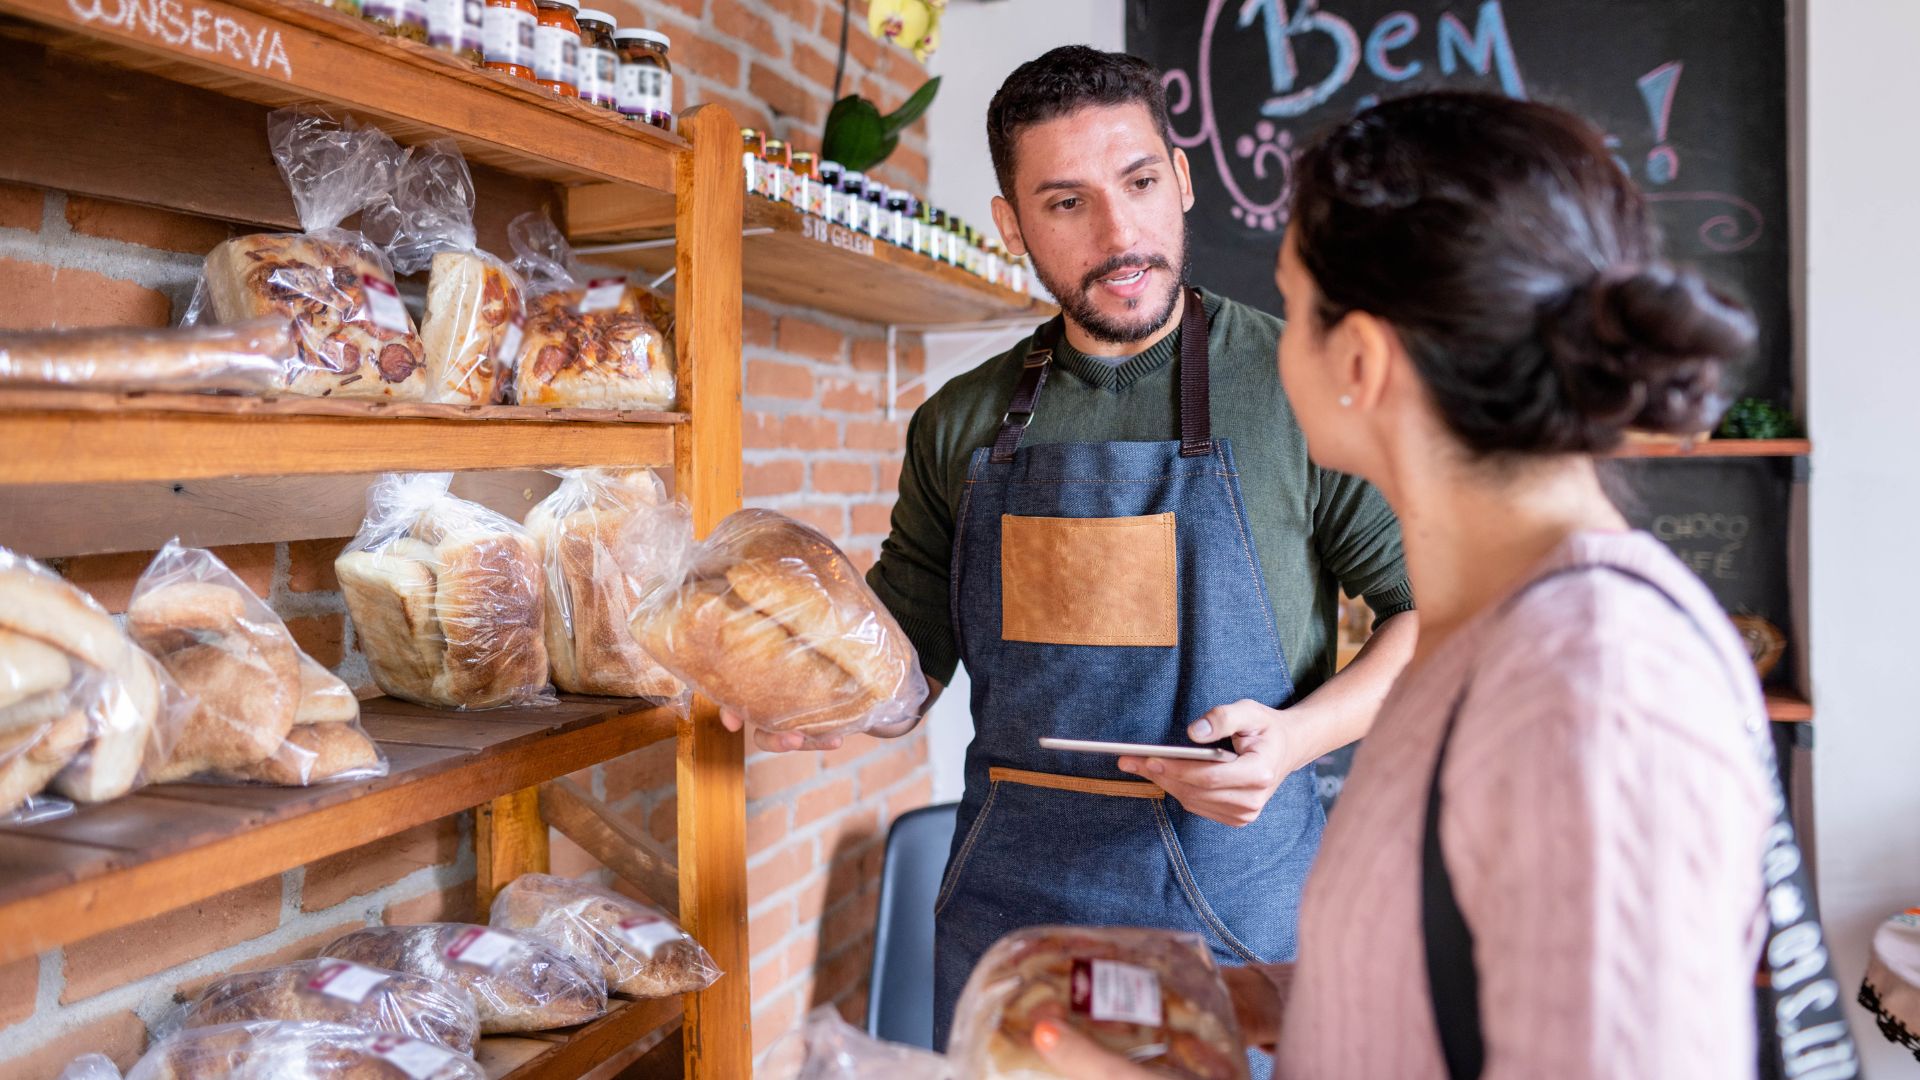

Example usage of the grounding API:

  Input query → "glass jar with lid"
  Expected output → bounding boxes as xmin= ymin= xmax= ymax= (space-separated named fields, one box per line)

xmin=860 ymin=179 xmax=886 ymax=237
xmin=881 ymin=189 xmax=911 ymax=246
xmin=614 ymin=29 xmax=674 ymax=131
xmin=574 ymin=10 xmax=619 ymax=109
xmin=838 ymin=170 xmax=866 ymax=231
xmin=425 ymin=0 xmax=482 ymax=60
xmin=741 ymin=129 xmax=763 ymax=196
xmin=927 ymin=207 xmax=949 ymax=263
xmin=816 ymin=160 xmax=844 ymax=221
xmin=531 ymin=0 xmax=580 ymax=97
xmin=761 ymin=140 xmax=792 ymax=203
xmin=791 ymin=152 xmax=819 ymax=216
xmin=364 ymin=0 xmax=427 ymax=42
xmin=482 ymin=0 xmax=537 ymax=79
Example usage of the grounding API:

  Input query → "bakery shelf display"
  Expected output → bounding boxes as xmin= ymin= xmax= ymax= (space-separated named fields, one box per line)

xmin=0 ymin=0 xmax=751 ymax=1063
xmin=569 ymin=192 xmax=1058 ymax=327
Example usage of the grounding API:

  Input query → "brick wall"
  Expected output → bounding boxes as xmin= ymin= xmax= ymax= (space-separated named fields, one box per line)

xmin=0 ymin=5 xmax=939 ymax=1071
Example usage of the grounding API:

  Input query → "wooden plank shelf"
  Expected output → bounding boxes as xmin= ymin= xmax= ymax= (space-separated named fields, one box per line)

xmin=1767 ymin=689 xmax=1813 ymax=723
xmin=571 ymin=192 xmax=1058 ymax=327
xmin=1612 ymin=437 xmax=1811 ymax=459
xmin=0 ymin=390 xmax=683 ymax=484
xmin=0 ymin=0 xmax=682 ymax=208
xmin=0 ymin=696 xmax=679 ymax=965
xmin=484 ymin=996 xmax=684 ymax=1079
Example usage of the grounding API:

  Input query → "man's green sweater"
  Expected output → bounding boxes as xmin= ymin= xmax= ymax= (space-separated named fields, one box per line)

xmin=866 ymin=289 xmax=1413 ymax=699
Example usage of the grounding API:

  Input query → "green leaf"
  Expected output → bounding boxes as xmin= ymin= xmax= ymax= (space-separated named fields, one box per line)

xmin=881 ymin=76 xmax=941 ymax=137
xmin=822 ymin=94 xmax=889 ymax=172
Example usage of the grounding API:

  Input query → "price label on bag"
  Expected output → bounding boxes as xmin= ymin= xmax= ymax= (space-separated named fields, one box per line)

xmin=579 ymin=277 xmax=626 ymax=313
xmin=362 ymin=277 xmax=412 ymax=333
xmin=497 ymin=315 xmax=525 ymax=364
xmin=616 ymin=914 xmax=682 ymax=957
xmin=443 ymin=926 xmax=519 ymax=971
xmin=305 ymin=960 xmax=389 ymax=1004
xmin=368 ymin=1034 xmax=459 ymax=1079
xmin=1070 ymin=959 xmax=1163 ymax=1027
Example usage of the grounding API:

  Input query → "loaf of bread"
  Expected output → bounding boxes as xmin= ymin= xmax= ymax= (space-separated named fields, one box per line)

xmin=0 ymin=317 xmax=293 ymax=394
xmin=950 ymin=927 xmax=1249 ymax=1080
xmin=0 ymin=549 xmax=163 ymax=814
xmin=319 ymin=923 xmax=606 ymax=1034
xmin=181 ymin=959 xmax=481 ymax=1055
xmin=126 ymin=1020 xmax=483 ymax=1080
xmin=204 ymin=231 xmax=427 ymax=399
xmin=524 ymin=470 xmax=685 ymax=699
xmin=420 ymin=251 xmax=521 ymax=406
xmin=489 ymin=874 xmax=721 ymax=998
xmin=635 ymin=510 xmax=927 ymax=736
xmin=336 ymin=475 xmax=549 ymax=710
xmin=513 ymin=282 xmax=676 ymax=410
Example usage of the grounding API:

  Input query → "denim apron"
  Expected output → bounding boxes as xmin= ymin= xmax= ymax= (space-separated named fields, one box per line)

xmin=932 ymin=291 xmax=1325 ymax=1075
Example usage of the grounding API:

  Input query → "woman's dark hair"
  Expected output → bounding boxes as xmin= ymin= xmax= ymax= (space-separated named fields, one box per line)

xmin=1290 ymin=92 xmax=1757 ymax=456
xmin=987 ymin=46 xmax=1173 ymax=202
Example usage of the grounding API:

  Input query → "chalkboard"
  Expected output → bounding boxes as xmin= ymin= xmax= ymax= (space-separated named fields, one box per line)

xmin=1126 ymin=0 xmax=1792 ymax=402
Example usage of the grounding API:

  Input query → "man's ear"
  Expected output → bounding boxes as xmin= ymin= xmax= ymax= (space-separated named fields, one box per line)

xmin=1173 ymin=147 xmax=1196 ymax=213
xmin=991 ymin=195 xmax=1025 ymax=257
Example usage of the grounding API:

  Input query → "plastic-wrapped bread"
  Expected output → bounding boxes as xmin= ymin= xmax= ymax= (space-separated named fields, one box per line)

xmin=762 ymin=1006 xmax=955 ymax=1080
xmin=0 ymin=318 xmax=293 ymax=394
xmin=630 ymin=509 xmax=927 ymax=738
xmin=0 ymin=548 xmax=172 ymax=819
xmin=949 ymin=926 xmax=1250 ymax=1080
xmin=523 ymin=469 xmax=686 ymax=699
xmin=180 ymin=959 xmax=481 ymax=1055
xmin=127 ymin=541 xmax=386 ymax=786
xmin=126 ymin=1020 xmax=483 ymax=1080
xmin=488 ymin=873 xmax=720 ymax=998
xmin=193 ymin=108 xmax=426 ymax=400
xmin=507 ymin=212 xmax=676 ymax=411
xmin=372 ymin=140 xmax=525 ymax=406
xmin=335 ymin=474 xmax=551 ymax=710
xmin=319 ymin=923 xmax=606 ymax=1034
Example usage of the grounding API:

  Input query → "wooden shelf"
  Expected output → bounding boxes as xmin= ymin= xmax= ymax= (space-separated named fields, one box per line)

xmin=0 ymin=696 xmax=679 ymax=966
xmin=0 ymin=390 xmax=683 ymax=485
xmin=479 ymin=997 xmax=684 ymax=1079
xmin=570 ymin=193 xmax=1059 ymax=327
xmin=0 ymin=0 xmax=681 ymax=210
xmin=1612 ymin=438 xmax=1811 ymax=459
xmin=1767 ymin=690 xmax=1813 ymax=723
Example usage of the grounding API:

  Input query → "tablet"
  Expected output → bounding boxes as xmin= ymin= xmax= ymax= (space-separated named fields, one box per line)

xmin=1037 ymin=737 xmax=1236 ymax=763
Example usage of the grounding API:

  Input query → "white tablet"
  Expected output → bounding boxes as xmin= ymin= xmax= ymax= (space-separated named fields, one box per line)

xmin=1037 ymin=737 xmax=1236 ymax=763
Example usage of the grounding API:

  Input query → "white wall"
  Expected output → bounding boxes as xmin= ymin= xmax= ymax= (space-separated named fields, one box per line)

xmin=1806 ymin=1 xmax=1920 ymax=1071
xmin=918 ymin=0 xmax=1125 ymax=802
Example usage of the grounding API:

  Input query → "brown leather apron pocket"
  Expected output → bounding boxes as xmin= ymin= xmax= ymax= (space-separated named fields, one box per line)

xmin=1000 ymin=513 xmax=1177 ymax=646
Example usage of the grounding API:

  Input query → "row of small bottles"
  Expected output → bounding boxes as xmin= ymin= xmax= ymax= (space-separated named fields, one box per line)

xmin=742 ymin=129 xmax=1029 ymax=294
xmin=319 ymin=0 xmax=674 ymax=131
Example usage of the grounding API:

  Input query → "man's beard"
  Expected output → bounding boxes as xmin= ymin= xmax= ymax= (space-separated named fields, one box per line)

xmin=1029 ymin=225 xmax=1190 ymax=346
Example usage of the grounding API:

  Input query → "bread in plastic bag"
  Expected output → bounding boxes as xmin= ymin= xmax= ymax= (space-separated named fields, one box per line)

xmin=127 ymin=540 xmax=386 ymax=786
xmin=127 ymin=1020 xmax=483 ymax=1080
xmin=762 ymin=1005 xmax=955 ymax=1080
xmin=334 ymin=473 xmax=552 ymax=710
xmin=523 ymin=469 xmax=687 ymax=699
xmin=55 ymin=1053 xmax=123 ymax=1080
xmin=0 ymin=547 xmax=179 ymax=821
xmin=629 ymin=508 xmax=928 ymax=737
xmin=507 ymin=212 xmax=676 ymax=411
xmin=948 ymin=926 xmax=1250 ymax=1080
xmin=180 ymin=959 xmax=481 ymax=1055
xmin=368 ymin=140 xmax=525 ymax=406
xmin=488 ymin=873 xmax=721 ymax=998
xmin=319 ymin=923 xmax=607 ymax=1034
xmin=0 ymin=318 xmax=293 ymax=394
xmin=193 ymin=107 xmax=427 ymax=399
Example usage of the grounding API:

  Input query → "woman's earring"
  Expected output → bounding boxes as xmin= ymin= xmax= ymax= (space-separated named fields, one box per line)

xmin=1338 ymin=395 xmax=1354 ymax=408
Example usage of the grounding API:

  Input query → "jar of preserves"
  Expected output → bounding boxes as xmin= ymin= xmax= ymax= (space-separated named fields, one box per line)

xmin=861 ymin=178 xmax=885 ymax=237
xmin=816 ymin=160 xmax=844 ymax=221
xmin=741 ymin=129 xmax=763 ymax=196
xmin=483 ymin=0 xmax=537 ymax=79
xmin=791 ymin=152 xmax=818 ymax=215
xmin=532 ymin=0 xmax=580 ymax=97
xmin=364 ymin=0 xmax=427 ymax=42
xmin=927 ymin=207 xmax=949 ymax=263
xmin=838 ymin=170 xmax=865 ymax=230
xmin=761 ymin=140 xmax=792 ymax=203
xmin=614 ymin=29 xmax=674 ymax=131
xmin=882 ymin=189 xmax=911 ymax=246
xmin=426 ymin=0 xmax=483 ymax=62
xmin=574 ymin=9 xmax=619 ymax=109
xmin=913 ymin=201 xmax=934 ymax=257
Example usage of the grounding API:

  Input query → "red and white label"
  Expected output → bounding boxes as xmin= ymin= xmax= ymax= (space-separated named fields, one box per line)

xmin=305 ymin=960 xmax=388 ymax=1004
xmin=579 ymin=277 xmax=626 ymax=313
xmin=1069 ymin=959 xmax=1162 ymax=1027
xmin=368 ymin=1034 xmax=458 ymax=1079
xmin=616 ymin=914 xmax=682 ymax=957
xmin=443 ymin=926 xmax=519 ymax=971
xmin=497 ymin=315 xmax=525 ymax=362
xmin=362 ymin=277 xmax=412 ymax=333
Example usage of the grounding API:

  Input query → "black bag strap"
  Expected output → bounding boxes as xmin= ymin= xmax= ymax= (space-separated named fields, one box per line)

xmin=988 ymin=287 xmax=1212 ymax=465
xmin=1422 ymin=563 xmax=1861 ymax=1080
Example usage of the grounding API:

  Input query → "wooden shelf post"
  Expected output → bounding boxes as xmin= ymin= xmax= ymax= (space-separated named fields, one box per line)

xmin=476 ymin=786 xmax=551 ymax=916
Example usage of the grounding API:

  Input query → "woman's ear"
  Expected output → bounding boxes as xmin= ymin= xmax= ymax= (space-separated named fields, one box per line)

xmin=1173 ymin=147 xmax=1196 ymax=213
xmin=1338 ymin=311 xmax=1397 ymax=411
xmin=991 ymin=195 xmax=1025 ymax=257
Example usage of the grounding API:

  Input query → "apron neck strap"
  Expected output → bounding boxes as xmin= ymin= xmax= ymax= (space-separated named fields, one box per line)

xmin=988 ymin=287 xmax=1212 ymax=466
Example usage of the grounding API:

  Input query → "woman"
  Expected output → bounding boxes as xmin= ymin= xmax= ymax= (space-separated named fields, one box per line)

xmin=1031 ymin=92 xmax=1793 ymax=1077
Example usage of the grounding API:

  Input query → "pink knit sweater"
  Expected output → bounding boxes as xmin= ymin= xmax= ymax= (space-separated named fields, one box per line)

xmin=1274 ymin=532 xmax=1771 ymax=1078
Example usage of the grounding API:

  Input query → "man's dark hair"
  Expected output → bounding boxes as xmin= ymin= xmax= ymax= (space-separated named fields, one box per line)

xmin=987 ymin=45 xmax=1174 ymax=201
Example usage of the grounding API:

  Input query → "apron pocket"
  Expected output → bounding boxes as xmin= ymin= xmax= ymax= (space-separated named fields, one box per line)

xmin=934 ymin=780 xmax=1003 ymax=917
xmin=1152 ymin=800 xmax=1270 ymax=965
xmin=1000 ymin=513 xmax=1178 ymax=646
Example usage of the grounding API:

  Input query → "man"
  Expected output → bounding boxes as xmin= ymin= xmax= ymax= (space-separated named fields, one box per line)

xmin=728 ymin=45 xmax=1417 ymax=1059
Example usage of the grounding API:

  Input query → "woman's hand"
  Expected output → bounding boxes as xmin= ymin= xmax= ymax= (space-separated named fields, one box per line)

xmin=1029 ymin=1021 xmax=1164 ymax=1080
xmin=1117 ymin=699 xmax=1308 ymax=826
